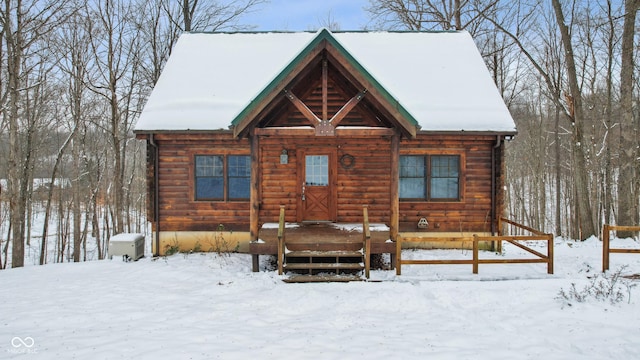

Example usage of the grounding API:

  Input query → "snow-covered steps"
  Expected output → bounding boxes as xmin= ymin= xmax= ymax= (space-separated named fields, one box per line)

xmin=283 ymin=248 xmax=365 ymax=278
xmin=284 ymin=263 xmax=364 ymax=271
xmin=286 ymin=250 xmax=363 ymax=258
xmin=283 ymin=274 xmax=364 ymax=283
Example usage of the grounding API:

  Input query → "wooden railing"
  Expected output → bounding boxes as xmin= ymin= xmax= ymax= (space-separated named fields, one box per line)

xmin=396 ymin=217 xmax=554 ymax=275
xmin=277 ymin=205 xmax=286 ymax=275
xmin=362 ymin=205 xmax=371 ymax=279
xmin=602 ymin=224 xmax=640 ymax=272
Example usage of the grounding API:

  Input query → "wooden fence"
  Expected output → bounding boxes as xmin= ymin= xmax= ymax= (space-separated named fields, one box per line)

xmin=602 ymin=225 xmax=640 ymax=272
xmin=396 ymin=217 xmax=554 ymax=275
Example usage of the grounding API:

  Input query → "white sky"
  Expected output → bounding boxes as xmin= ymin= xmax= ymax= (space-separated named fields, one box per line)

xmin=242 ymin=0 xmax=371 ymax=31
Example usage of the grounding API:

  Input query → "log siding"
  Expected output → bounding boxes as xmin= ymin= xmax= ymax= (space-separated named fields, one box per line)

xmin=142 ymin=132 xmax=501 ymax=235
xmin=151 ymin=133 xmax=251 ymax=232
xmin=398 ymin=134 xmax=498 ymax=233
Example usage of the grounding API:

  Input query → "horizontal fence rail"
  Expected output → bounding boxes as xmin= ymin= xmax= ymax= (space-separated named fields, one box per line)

xmin=602 ymin=225 xmax=640 ymax=272
xmin=396 ymin=218 xmax=554 ymax=275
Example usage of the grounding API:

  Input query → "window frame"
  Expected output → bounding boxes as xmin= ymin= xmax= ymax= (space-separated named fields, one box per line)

xmin=193 ymin=154 xmax=251 ymax=202
xmin=399 ymin=152 xmax=464 ymax=202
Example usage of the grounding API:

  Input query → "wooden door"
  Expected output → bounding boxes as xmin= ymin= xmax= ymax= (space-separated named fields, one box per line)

xmin=299 ymin=150 xmax=335 ymax=222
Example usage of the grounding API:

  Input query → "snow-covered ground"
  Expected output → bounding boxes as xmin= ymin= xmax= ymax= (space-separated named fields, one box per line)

xmin=1 ymin=237 xmax=639 ymax=359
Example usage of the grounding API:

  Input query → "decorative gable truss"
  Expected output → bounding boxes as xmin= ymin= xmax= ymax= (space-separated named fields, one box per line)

xmin=283 ymin=56 xmax=367 ymax=136
xmin=231 ymin=29 xmax=419 ymax=139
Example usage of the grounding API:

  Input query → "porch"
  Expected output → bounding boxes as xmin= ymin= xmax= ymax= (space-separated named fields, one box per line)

xmin=250 ymin=224 xmax=395 ymax=280
xmin=249 ymin=206 xmax=554 ymax=282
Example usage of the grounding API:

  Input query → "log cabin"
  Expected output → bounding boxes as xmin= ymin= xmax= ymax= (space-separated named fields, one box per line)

xmin=134 ymin=29 xmax=517 ymax=275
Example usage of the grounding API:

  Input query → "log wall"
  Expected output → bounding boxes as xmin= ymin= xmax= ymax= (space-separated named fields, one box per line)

xmin=141 ymin=132 xmax=501 ymax=235
xmin=257 ymin=135 xmax=392 ymax=224
xmin=152 ymin=133 xmax=251 ymax=231
xmin=398 ymin=134 xmax=497 ymax=233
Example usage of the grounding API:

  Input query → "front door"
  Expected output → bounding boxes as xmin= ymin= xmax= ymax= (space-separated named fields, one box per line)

xmin=299 ymin=150 xmax=335 ymax=222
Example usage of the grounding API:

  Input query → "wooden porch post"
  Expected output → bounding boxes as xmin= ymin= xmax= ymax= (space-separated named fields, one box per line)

xmin=390 ymin=131 xmax=400 ymax=269
xmin=250 ymin=134 xmax=260 ymax=272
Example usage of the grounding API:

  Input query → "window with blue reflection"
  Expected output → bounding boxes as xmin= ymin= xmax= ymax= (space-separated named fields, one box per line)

xmin=430 ymin=156 xmax=459 ymax=199
xmin=399 ymin=155 xmax=460 ymax=201
xmin=399 ymin=156 xmax=425 ymax=199
xmin=195 ymin=155 xmax=250 ymax=201
xmin=228 ymin=155 xmax=251 ymax=200
xmin=195 ymin=155 xmax=224 ymax=200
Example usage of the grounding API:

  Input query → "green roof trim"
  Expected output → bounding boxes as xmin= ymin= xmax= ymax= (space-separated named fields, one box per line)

xmin=230 ymin=28 xmax=419 ymax=132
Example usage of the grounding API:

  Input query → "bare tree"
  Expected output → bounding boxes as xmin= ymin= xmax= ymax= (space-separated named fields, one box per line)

xmin=366 ymin=0 xmax=500 ymax=33
xmin=86 ymin=0 xmax=140 ymax=236
xmin=551 ymin=0 xmax=598 ymax=238
xmin=163 ymin=0 xmax=265 ymax=32
xmin=0 ymin=0 xmax=72 ymax=267
xmin=601 ymin=0 xmax=619 ymax=232
xmin=616 ymin=0 xmax=639 ymax=237
xmin=314 ymin=10 xmax=342 ymax=31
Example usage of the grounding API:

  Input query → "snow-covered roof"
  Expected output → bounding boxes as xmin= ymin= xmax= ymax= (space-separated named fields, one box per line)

xmin=134 ymin=29 xmax=516 ymax=134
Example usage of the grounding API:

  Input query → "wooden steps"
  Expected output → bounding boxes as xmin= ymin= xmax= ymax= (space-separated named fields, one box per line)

xmin=284 ymin=263 xmax=364 ymax=271
xmin=282 ymin=245 xmax=365 ymax=281
xmin=286 ymin=250 xmax=363 ymax=257
xmin=283 ymin=274 xmax=364 ymax=283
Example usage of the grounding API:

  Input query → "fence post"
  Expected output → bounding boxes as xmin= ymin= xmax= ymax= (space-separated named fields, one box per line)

xmin=277 ymin=205 xmax=285 ymax=275
xmin=547 ymin=234 xmax=554 ymax=274
xmin=362 ymin=205 xmax=371 ymax=279
xmin=472 ymin=235 xmax=479 ymax=274
xmin=602 ymin=224 xmax=610 ymax=272
xmin=496 ymin=217 xmax=503 ymax=253
xmin=396 ymin=235 xmax=402 ymax=275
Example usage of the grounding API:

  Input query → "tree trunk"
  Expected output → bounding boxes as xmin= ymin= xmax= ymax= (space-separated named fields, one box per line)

xmin=603 ymin=0 xmax=615 ymax=230
xmin=616 ymin=0 xmax=639 ymax=237
xmin=72 ymin=139 xmax=82 ymax=262
xmin=5 ymin=0 xmax=26 ymax=268
xmin=554 ymin=104 xmax=562 ymax=236
xmin=551 ymin=0 xmax=597 ymax=239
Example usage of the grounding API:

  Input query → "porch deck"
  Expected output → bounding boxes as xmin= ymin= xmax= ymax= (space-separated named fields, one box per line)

xmin=250 ymin=221 xmax=395 ymax=277
xmin=250 ymin=222 xmax=395 ymax=255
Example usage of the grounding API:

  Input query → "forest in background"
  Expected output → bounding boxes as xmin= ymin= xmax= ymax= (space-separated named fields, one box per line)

xmin=0 ymin=0 xmax=638 ymax=268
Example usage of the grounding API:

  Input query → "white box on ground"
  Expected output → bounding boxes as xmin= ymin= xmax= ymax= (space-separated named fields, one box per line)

xmin=109 ymin=233 xmax=145 ymax=261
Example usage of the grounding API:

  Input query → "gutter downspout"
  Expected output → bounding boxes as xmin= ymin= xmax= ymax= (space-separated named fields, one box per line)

xmin=491 ymin=135 xmax=502 ymax=236
xmin=149 ymin=134 xmax=160 ymax=256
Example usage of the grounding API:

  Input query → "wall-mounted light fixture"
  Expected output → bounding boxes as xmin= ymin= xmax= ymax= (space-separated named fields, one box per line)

xmin=280 ymin=149 xmax=288 ymax=164
xmin=417 ymin=217 xmax=429 ymax=229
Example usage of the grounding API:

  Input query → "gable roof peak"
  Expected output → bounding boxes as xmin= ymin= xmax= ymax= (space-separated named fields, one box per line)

xmin=134 ymin=31 xmax=516 ymax=135
xmin=230 ymin=27 xmax=420 ymax=138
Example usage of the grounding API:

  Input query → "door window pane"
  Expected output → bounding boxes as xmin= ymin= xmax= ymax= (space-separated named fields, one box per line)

xmin=306 ymin=155 xmax=328 ymax=186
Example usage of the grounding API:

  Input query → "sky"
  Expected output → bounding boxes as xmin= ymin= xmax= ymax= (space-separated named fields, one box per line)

xmin=242 ymin=0 xmax=372 ymax=31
